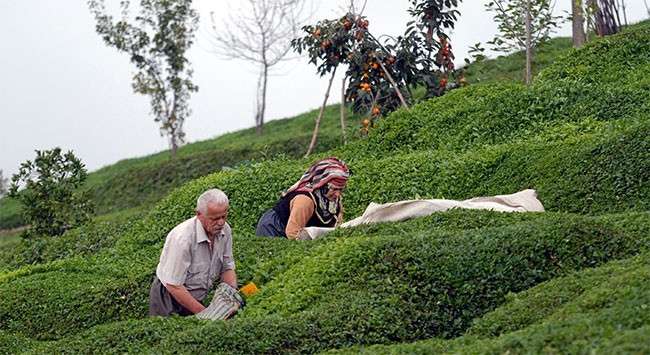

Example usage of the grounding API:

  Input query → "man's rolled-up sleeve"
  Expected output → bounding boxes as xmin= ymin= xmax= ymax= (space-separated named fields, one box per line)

xmin=156 ymin=233 xmax=191 ymax=286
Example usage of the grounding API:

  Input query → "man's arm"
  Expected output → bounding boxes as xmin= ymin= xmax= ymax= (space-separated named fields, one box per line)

xmin=164 ymin=283 xmax=206 ymax=314
xmin=221 ymin=269 xmax=237 ymax=289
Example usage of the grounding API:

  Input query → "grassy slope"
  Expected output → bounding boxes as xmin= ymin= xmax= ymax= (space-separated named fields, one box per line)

xmin=0 ymin=22 xmax=648 ymax=353
xmin=0 ymin=32 xmax=578 ymax=230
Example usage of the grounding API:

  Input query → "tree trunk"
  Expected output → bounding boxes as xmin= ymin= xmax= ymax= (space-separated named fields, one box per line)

xmin=378 ymin=60 xmax=409 ymax=109
xmin=572 ymin=0 xmax=587 ymax=47
xmin=645 ymin=0 xmax=650 ymax=16
xmin=340 ymin=76 xmax=347 ymax=145
xmin=524 ymin=0 xmax=533 ymax=86
xmin=304 ymin=67 xmax=338 ymax=158
xmin=256 ymin=63 xmax=269 ymax=136
xmin=593 ymin=0 xmax=619 ymax=36
xmin=618 ymin=0 xmax=628 ymax=26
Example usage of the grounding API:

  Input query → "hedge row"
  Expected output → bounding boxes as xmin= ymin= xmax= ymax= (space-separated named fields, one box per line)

xmin=6 ymin=211 xmax=649 ymax=352
xmin=334 ymin=251 xmax=650 ymax=354
xmin=0 ymin=104 xmax=646 ymax=342
xmin=355 ymin=76 xmax=649 ymax=156
xmin=0 ymin=208 xmax=143 ymax=272
xmin=346 ymin=27 xmax=650 ymax=157
xmin=537 ymin=27 xmax=650 ymax=85
xmin=115 ymin=114 xmax=648 ymax=250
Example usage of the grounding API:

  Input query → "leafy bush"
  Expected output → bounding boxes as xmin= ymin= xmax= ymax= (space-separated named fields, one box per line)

xmin=9 ymin=148 xmax=92 ymax=238
xmin=4 ymin=211 xmax=648 ymax=352
xmin=0 ymin=209 xmax=143 ymax=270
xmin=335 ymin=251 xmax=650 ymax=354
xmin=0 ymin=21 xmax=648 ymax=353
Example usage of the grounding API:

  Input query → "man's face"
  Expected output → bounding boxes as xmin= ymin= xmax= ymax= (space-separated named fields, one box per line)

xmin=197 ymin=202 xmax=229 ymax=237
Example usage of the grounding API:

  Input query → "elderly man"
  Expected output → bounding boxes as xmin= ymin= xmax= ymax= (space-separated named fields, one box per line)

xmin=149 ymin=188 xmax=238 ymax=316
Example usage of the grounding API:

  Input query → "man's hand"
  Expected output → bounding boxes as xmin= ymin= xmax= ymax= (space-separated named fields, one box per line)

xmin=221 ymin=269 xmax=237 ymax=289
xmin=164 ymin=283 xmax=206 ymax=314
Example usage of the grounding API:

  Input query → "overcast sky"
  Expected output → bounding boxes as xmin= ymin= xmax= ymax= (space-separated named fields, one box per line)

xmin=0 ymin=1 xmax=647 ymax=179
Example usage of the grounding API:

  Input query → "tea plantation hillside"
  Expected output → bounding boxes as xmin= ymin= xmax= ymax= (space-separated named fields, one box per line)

xmin=0 ymin=31 xmax=578 ymax=231
xmin=0 ymin=24 xmax=649 ymax=353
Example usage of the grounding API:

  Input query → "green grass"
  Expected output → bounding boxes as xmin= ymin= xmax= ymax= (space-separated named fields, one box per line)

xmin=0 ymin=21 xmax=648 ymax=353
xmin=463 ymin=37 xmax=573 ymax=84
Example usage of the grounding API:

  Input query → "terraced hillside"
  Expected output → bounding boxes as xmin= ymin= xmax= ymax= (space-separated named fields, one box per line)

xmin=0 ymin=33 xmax=577 ymax=231
xmin=0 ymin=24 xmax=648 ymax=353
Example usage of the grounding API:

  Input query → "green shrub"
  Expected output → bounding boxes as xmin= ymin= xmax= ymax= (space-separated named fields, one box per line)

xmin=9 ymin=148 xmax=93 ymax=238
xmin=7 ymin=211 xmax=647 ymax=352
xmin=537 ymin=27 xmax=650 ymax=84
xmin=332 ymin=252 xmax=650 ymax=354
xmin=0 ymin=208 xmax=143 ymax=270
xmin=1 ymin=21 xmax=649 ymax=353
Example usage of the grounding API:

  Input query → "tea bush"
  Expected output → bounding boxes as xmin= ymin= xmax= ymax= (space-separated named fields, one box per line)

xmin=333 ymin=252 xmax=650 ymax=354
xmin=0 ymin=21 xmax=648 ymax=354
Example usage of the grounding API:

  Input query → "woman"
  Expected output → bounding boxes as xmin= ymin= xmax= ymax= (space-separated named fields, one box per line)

xmin=255 ymin=157 xmax=350 ymax=239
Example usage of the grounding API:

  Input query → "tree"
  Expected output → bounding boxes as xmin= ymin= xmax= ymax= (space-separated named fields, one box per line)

xmin=209 ymin=0 xmax=311 ymax=135
xmin=0 ymin=169 xmax=7 ymax=197
xmin=586 ymin=0 xmax=621 ymax=36
xmin=9 ymin=148 xmax=93 ymax=238
xmin=572 ymin=0 xmax=587 ymax=47
xmin=88 ymin=0 xmax=199 ymax=157
xmin=293 ymin=1 xmax=462 ymax=155
xmin=486 ymin=0 xmax=562 ymax=85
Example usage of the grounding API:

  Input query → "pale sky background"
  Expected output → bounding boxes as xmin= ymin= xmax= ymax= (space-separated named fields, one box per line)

xmin=0 ymin=1 xmax=647 ymax=179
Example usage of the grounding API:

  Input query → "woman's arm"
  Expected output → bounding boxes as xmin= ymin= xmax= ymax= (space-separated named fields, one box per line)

xmin=285 ymin=195 xmax=315 ymax=239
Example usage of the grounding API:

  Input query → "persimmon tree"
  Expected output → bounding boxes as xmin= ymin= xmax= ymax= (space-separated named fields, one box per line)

xmin=293 ymin=0 xmax=462 ymax=154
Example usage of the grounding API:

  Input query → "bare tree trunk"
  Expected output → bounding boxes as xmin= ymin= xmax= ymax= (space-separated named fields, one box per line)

xmin=572 ymin=0 xmax=587 ymax=47
xmin=378 ymin=60 xmax=409 ymax=109
xmin=524 ymin=0 xmax=533 ymax=86
xmin=304 ymin=67 xmax=337 ymax=158
xmin=168 ymin=110 xmax=179 ymax=159
xmin=618 ymin=0 xmax=628 ymax=26
xmin=340 ymin=76 xmax=347 ymax=145
xmin=593 ymin=0 xmax=620 ymax=36
xmin=645 ymin=0 xmax=650 ymax=16
xmin=256 ymin=63 xmax=269 ymax=135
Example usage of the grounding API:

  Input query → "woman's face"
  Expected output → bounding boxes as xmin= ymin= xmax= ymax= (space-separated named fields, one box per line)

xmin=325 ymin=185 xmax=344 ymax=201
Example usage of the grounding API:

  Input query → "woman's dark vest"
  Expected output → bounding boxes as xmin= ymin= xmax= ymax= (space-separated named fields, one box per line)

xmin=272 ymin=191 xmax=340 ymax=229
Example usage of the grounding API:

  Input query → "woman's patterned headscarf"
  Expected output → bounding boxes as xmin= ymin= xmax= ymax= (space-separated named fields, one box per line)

xmin=284 ymin=157 xmax=350 ymax=195
xmin=283 ymin=157 xmax=350 ymax=224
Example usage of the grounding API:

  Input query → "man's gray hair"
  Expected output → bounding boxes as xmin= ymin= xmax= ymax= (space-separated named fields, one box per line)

xmin=196 ymin=189 xmax=229 ymax=213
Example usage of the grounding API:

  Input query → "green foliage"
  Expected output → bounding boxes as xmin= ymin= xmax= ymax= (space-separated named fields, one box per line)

xmin=0 ymin=208 xmax=143 ymax=270
xmin=0 ymin=197 xmax=23 ymax=230
xmin=88 ymin=0 xmax=199 ymax=154
xmin=462 ymin=37 xmax=572 ymax=84
xmin=334 ymin=251 xmax=650 ymax=354
xmin=0 ymin=19 xmax=649 ymax=354
xmin=486 ymin=0 xmax=563 ymax=53
xmin=8 ymin=148 xmax=92 ymax=238
xmin=3 ymin=211 xmax=648 ymax=352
